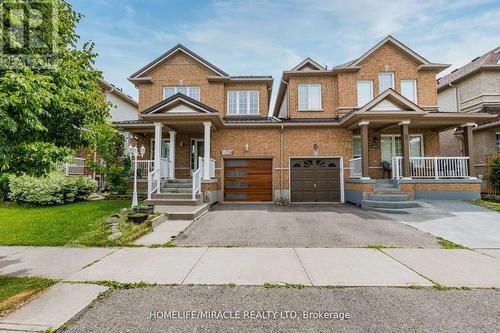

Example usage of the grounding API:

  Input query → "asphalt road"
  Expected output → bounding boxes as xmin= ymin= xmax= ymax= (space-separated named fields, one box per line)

xmin=174 ymin=204 xmax=440 ymax=248
xmin=64 ymin=286 xmax=500 ymax=333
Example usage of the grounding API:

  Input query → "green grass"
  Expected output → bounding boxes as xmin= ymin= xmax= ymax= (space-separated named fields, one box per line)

xmin=437 ymin=237 xmax=468 ymax=249
xmin=0 ymin=200 xmax=130 ymax=246
xmin=0 ymin=276 xmax=56 ymax=315
xmin=472 ymin=199 xmax=500 ymax=213
xmin=70 ymin=212 xmax=158 ymax=247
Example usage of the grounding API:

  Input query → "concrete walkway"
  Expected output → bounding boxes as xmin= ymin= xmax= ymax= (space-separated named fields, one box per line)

xmin=1 ymin=246 xmax=499 ymax=332
xmin=134 ymin=219 xmax=193 ymax=246
xmin=384 ymin=200 xmax=500 ymax=249
xmin=1 ymin=246 xmax=499 ymax=288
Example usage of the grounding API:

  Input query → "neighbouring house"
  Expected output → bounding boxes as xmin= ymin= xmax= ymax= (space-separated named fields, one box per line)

xmin=60 ymin=79 xmax=139 ymax=178
xmin=113 ymin=36 xmax=494 ymax=215
xmin=437 ymin=46 xmax=500 ymax=192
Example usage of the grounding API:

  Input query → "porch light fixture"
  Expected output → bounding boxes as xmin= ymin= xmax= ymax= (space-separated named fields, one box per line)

xmin=245 ymin=144 xmax=250 ymax=152
xmin=129 ymin=144 xmax=146 ymax=208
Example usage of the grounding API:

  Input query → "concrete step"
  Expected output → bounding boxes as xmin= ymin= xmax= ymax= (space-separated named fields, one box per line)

xmin=362 ymin=206 xmax=411 ymax=214
xmin=373 ymin=188 xmax=404 ymax=193
xmin=368 ymin=193 xmax=409 ymax=201
xmin=164 ymin=179 xmax=192 ymax=183
xmin=154 ymin=204 xmax=210 ymax=220
xmin=162 ymin=183 xmax=192 ymax=189
xmin=145 ymin=198 xmax=201 ymax=206
xmin=361 ymin=200 xmax=420 ymax=209
xmin=152 ymin=193 xmax=196 ymax=200
xmin=161 ymin=187 xmax=191 ymax=193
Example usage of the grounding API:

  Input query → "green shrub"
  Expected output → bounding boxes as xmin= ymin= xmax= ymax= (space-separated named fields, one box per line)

xmin=490 ymin=159 xmax=500 ymax=189
xmin=0 ymin=173 xmax=13 ymax=200
xmin=8 ymin=172 xmax=97 ymax=206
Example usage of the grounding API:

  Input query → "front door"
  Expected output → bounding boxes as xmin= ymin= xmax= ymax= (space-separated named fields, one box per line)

xmin=191 ymin=139 xmax=204 ymax=173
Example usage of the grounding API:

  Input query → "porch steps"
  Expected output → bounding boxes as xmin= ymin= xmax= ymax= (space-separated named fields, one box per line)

xmin=361 ymin=181 xmax=421 ymax=214
xmin=153 ymin=203 xmax=209 ymax=220
xmin=147 ymin=179 xmax=208 ymax=220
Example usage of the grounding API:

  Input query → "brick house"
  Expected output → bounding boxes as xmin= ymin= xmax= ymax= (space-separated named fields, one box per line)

xmin=114 ymin=36 xmax=494 ymax=213
xmin=437 ymin=46 xmax=500 ymax=191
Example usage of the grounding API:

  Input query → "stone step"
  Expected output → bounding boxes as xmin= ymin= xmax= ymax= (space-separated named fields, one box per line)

xmin=154 ymin=204 xmax=210 ymax=220
xmin=361 ymin=200 xmax=420 ymax=209
xmin=361 ymin=206 xmax=411 ymax=214
xmin=145 ymin=198 xmax=201 ymax=206
xmin=368 ymin=193 xmax=409 ymax=201
xmin=162 ymin=183 xmax=192 ymax=189
xmin=164 ymin=179 xmax=192 ymax=183
xmin=152 ymin=193 xmax=195 ymax=200
xmin=375 ymin=183 xmax=398 ymax=188
xmin=161 ymin=187 xmax=192 ymax=193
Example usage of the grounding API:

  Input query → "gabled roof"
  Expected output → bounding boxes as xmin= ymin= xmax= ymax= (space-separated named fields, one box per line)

xmin=356 ymin=89 xmax=426 ymax=113
xmin=98 ymin=79 xmax=138 ymax=107
xmin=291 ymin=57 xmax=326 ymax=71
xmin=437 ymin=46 xmax=500 ymax=90
xmin=142 ymin=93 xmax=218 ymax=115
xmin=335 ymin=35 xmax=449 ymax=71
xmin=129 ymin=44 xmax=229 ymax=79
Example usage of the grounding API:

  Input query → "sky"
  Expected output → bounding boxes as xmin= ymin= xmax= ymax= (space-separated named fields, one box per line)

xmin=72 ymin=0 xmax=500 ymax=107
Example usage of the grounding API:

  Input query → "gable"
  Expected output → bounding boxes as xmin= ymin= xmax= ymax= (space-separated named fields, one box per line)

xmin=142 ymin=93 xmax=218 ymax=115
xmin=358 ymin=43 xmax=421 ymax=69
xmin=130 ymin=44 xmax=228 ymax=79
xmin=370 ymin=99 xmax=403 ymax=112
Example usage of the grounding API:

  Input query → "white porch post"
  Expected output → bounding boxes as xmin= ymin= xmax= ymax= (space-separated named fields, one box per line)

xmin=203 ymin=122 xmax=212 ymax=180
xmin=154 ymin=122 xmax=162 ymax=193
xmin=169 ymin=130 xmax=176 ymax=180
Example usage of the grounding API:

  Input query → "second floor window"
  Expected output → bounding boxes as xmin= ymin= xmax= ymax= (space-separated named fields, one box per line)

xmin=401 ymin=79 xmax=417 ymax=103
xmin=357 ymin=80 xmax=373 ymax=107
xmin=298 ymin=84 xmax=322 ymax=110
xmin=497 ymin=133 xmax=500 ymax=153
xmin=164 ymin=86 xmax=200 ymax=101
xmin=378 ymin=72 xmax=394 ymax=94
xmin=227 ymin=91 xmax=259 ymax=115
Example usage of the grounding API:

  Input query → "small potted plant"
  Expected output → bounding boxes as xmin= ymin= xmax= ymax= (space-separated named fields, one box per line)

xmin=133 ymin=204 xmax=154 ymax=214
xmin=128 ymin=212 xmax=149 ymax=224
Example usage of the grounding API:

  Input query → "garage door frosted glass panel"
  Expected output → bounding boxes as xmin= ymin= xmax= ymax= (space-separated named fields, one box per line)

xmin=224 ymin=159 xmax=272 ymax=202
xmin=290 ymin=158 xmax=341 ymax=202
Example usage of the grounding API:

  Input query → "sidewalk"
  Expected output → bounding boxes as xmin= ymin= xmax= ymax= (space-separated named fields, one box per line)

xmin=1 ymin=246 xmax=499 ymax=288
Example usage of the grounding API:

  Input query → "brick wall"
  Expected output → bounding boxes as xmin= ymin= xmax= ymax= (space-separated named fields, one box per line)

xmin=135 ymin=52 xmax=269 ymax=116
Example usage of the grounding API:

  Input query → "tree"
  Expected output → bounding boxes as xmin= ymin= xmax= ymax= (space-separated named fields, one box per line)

xmin=0 ymin=0 xmax=109 ymax=175
xmin=490 ymin=158 xmax=500 ymax=189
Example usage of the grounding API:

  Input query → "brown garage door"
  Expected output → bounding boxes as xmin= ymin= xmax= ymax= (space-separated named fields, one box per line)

xmin=224 ymin=159 xmax=273 ymax=202
xmin=290 ymin=158 xmax=341 ymax=202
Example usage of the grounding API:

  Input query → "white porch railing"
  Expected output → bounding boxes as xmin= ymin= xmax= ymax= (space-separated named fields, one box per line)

xmin=58 ymin=157 xmax=85 ymax=175
xmin=392 ymin=156 xmax=470 ymax=180
xmin=192 ymin=157 xmax=203 ymax=200
xmin=146 ymin=158 xmax=170 ymax=200
xmin=132 ymin=158 xmax=169 ymax=178
xmin=349 ymin=157 xmax=362 ymax=178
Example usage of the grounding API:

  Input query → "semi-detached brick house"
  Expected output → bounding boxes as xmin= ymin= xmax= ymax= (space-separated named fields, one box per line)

xmin=114 ymin=35 xmax=495 ymax=213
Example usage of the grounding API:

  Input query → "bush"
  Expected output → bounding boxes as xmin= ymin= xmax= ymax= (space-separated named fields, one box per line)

xmin=0 ymin=173 xmax=12 ymax=201
xmin=490 ymin=158 xmax=500 ymax=189
xmin=8 ymin=172 xmax=98 ymax=206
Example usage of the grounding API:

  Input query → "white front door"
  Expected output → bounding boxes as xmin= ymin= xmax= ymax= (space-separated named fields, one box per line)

xmin=191 ymin=139 xmax=204 ymax=173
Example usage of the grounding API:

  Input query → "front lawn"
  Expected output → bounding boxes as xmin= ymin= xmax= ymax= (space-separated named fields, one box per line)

xmin=472 ymin=199 xmax=500 ymax=213
xmin=0 ymin=200 xmax=130 ymax=246
xmin=0 ymin=276 xmax=56 ymax=317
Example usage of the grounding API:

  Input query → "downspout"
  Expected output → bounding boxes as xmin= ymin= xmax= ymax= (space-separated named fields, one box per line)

xmin=280 ymin=125 xmax=284 ymax=202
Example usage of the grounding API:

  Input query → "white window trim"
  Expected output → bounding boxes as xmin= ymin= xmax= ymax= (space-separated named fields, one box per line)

xmin=401 ymin=79 xmax=418 ymax=104
xmin=298 ymin=84 xmax=322 ymax=111
xmin=226 ymin=90 xmax=260 ymax=115
xmin=357 ymin=80 xmax=374 ymax=107
xmin=378 ymin=72 xmax=395 ymax=94
xmin=380 ymin=134 xmax=425 ymax=158
xmin=150 ymin=138 xmax=170 ymax=159
xmin=163 ymin=86 xmax=200 ymax=100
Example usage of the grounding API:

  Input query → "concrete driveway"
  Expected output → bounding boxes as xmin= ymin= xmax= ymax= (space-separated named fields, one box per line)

xmin=174 ymin=204 xmax=439 ymax=248
xmin=382 ymin=201 xmax=500 ymax=249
